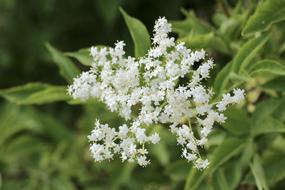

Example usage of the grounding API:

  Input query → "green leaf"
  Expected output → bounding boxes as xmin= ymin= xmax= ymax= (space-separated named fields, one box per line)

xmin=65 ymin=48 xmax=92 ymax=66
xmin=0 ymin=104 xmax=41 ymax=146
xmin=1 ymin=136 xmax=45 ymax=162
xmin=250 ymin=99 xmax=285 ymax=136
xmin=180 ymin=32 xmax=229 ymax=54
xmin=46 ymin=43 xmax=80 ymax=83
xmin=225 ymin=140 xmax=254 ymax=189
xmin=252 ymin=99 xmax=282 ymax=121
xmin=218 ymin=14 xmax=246 ymax=41
xmin=184 ymin=137 xmax=245 ymax=190
xmin=95 ymin=0 xmax=119 ymax=24
xmin=262 ymin=77 xmax=285 ymax=92
xmin=223 ymin=107 xmax=250 ymax=136
xmin=212 ymin=169 xmax=230 ymax=190
xmin=166 ymin=160 xmax=192 ymax=181
xmin=242 ymin=0 xmax=285 ymax=36
xmin=213 ymin=61 xmax=233 ymax=96
xmin=250 ymin=155 xmax=269 ymax=190
xmin=112 ymin=163 xmax=136 ymax=189
xmin=248 ymin=59 xmax=285 ymax=76
xmin=214 ymin=33 xmax=269 ymax=96
xmin=232 ymin=33 xmax=269 ymax=73
xmin=119 ymin=8 xmax=151 ymax=58
xmin=252 ymin=116 xmax=285 ymax=136
xmin=0 ymin=83 xmax=70 ymax=105
xmin=262 ymin=149 xmax=285 ymax=186
xmin=51 ymin=176 xmax=75 ymax=190
xmin=150 ymin=141 xmax=170 ymax=166
xmin=171 ymin=10 xmax=212 ymax=37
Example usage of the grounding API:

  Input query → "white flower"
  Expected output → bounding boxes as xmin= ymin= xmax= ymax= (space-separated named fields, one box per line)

xmin=68 ymin=17 xmax=245 ymax=169
xmin=233 ymin=88 xmax=245 ymax=103
xmin=195 ymin=158 xmax=209 ymax=170
xmin=216 ymin=89 xmax=245 ymax=111
xmin=149 ymin=133 xmax=160 ymax=144
xmin=137 ymin=155 xmax=150 ymax=167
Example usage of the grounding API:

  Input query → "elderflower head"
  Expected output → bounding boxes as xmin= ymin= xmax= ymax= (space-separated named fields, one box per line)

xmin=68 ymin=17 xmax=245 ymax=169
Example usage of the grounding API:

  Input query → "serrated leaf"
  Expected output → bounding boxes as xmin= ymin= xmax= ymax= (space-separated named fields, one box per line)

xmin=119 ymin=8 xmax=151 ymax=58
xmin=250 ymin=155 xmax=269 ymax=190
xmin=46 ymin=43 xmax=80 ymax=83
xmin=0 ymin=83 xmax=70 ymax=105
xmin=242 ymin=0 xmax=285 ymax=36
xmin=249 ymin=59 xmax=285 ymax=76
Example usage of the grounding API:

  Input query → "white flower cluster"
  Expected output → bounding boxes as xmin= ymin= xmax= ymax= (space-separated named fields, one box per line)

xmin=68 ymin=17 xmax=245 ymax=169
xmin=88 ymin=120 xmax=159 ymax=167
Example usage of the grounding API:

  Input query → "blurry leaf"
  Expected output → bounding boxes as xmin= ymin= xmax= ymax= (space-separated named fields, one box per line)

xmin=213 ymin=61 xmax=233 ymax=96
xmin=272 ymin=98 xmax=285 ymax=122
xmin=252 ymin=99 xmax=282 ymax=121
xmin=223 ymin=107 xmax=250 ymax=136
xmin=209 ymin=137 xmax=245 ymax=172
xmin=166 ymin=160 xmax=192 ymax=181
xmin=0 ymin=83 xmax=70 ymax=105
xmin=242 ymin=0 xmax=285 ymax=36
xmin=225 ymin=140 xmax=254 ymax=189
xmin=95 ymin=0 xmax=119 ymax=25
xmin=250 ymin=155 xmax=269 ymax=190
xmin=33 ymin=110 xmax=74 ymax=141
xmin=119 ymin=8 xmax=151 ymax=57
xmin=252 ymin=116 xmax=285 ymax=136
xmin=251 ymin=99 xmax=285 ymax=136
xmin=65 ymin=48 xmax=92 ymax=66
xmin=249 ymin=59 xmax=285 ymax=76
xmin=1 ymin=179 xmax=28 ymax=190
xmin=151 ymin=141 xmax=170 ymax=166
xmin=228 ymin=72 xmax=251 ymax=83
xmin=180 ymin=32 xmax=229 ymax=54
xmin=0 ymin=104 xmax=41 ymax=146
xmin=214 ymin=34 xmax=269 ymax=96
xmin=218 ymin=15 xmax=245 ymax=40
xmin=51 ymin=175 xmax=75 ymax=190
xmin=212 ymin=169 xmax=230 ymax=190
xmin=1 ymin=136 xmax=45 ymax=162
xmin=232 ymin=33 xmax=269 ymax=73
xmin=184 ymin=165 xmax=205 ymax=190
xmin=262 ymin=150 xmax=285 ymax=186
xmin=172 ymin=10 xmax=212 ymax=37
xmin=46 ymin=43 xmax=80 ymax=83
xmin=262 ymin=77 xmax=285 ymax=92
xmin=112 ymin=163 xmax=135 ymax=189
xmin=184 ymin=137 xmax=245 ymax=190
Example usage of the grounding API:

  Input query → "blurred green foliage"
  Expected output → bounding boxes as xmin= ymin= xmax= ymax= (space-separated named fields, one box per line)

xmin=1 ymin=0 xmax=285 ymax=190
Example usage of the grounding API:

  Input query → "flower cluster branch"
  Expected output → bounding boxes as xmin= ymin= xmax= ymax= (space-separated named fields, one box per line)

xmin=68 ymin=17 xmax=245 ymax=169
